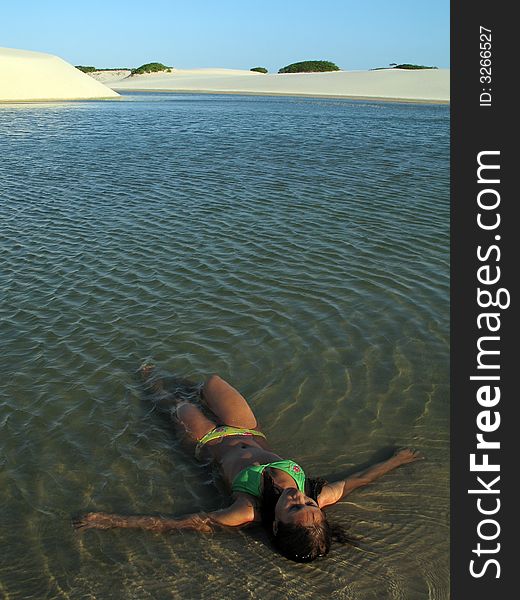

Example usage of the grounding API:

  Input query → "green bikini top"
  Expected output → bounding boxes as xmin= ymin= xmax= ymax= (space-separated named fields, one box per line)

xmin=231 ymin=459 xmax=306 ymax=497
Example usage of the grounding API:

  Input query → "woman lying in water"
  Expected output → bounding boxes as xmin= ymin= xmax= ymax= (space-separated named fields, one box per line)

xmin=74 ymin=367 xmax=423 ymax=562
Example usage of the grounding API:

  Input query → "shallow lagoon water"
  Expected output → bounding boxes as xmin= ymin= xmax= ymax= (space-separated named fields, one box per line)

xmin=0 ymin=93 xmax=449 ymax=599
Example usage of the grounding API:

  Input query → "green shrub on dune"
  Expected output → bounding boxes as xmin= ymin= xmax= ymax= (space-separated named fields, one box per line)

xmin=96 ymin=67 xmax=132 ymax=72
xmin=372 ymin=63 xmax=439 ymax=71
xmin=250 ymin=67 xmax=268 ymax=73
xmin=393 ymin=64 xmax=438 ymax=70
xmin=76 ymin=66 xmax=132 ymax=73
xmin=278 ymin=60 xmax=340 ymax=74
xmin=131 ymin=62 xmax=172 ymax=75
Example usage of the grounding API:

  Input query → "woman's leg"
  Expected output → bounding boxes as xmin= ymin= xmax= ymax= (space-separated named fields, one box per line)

xmin=201 ymin=375 xmax=258 ymax=429
xmin=175 ymin=402 xmax=216 ymax=443
xmin=140 ymin=364 xmax=215 ymax=442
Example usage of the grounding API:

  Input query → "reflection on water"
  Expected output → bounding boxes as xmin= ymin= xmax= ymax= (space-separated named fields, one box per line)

xmin=0 ymin=93 xmax=449 ymax=599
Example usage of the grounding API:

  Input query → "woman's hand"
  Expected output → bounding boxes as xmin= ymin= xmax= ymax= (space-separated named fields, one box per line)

xmin=392 ymin=447 xmax=425 ymax=465
xmin=179 ymin=514 xmax=214 ymax=533
xmin=73 ymin=512 xmax=114 ymax=530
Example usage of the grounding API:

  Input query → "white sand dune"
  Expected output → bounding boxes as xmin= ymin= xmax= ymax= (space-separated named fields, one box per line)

xmin=0 ymin=49 xmax=449 ymax=104
xmin=0 ymin=47 xmax=119 ymax=102
xmin=89 ymin=69 xmax=132 ymax=84
xmin=110 ymin=67 xmax=449 ymax=103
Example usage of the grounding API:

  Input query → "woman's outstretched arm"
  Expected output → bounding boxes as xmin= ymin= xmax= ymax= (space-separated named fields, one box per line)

xmin=317 ymin=448 xmax=424 ymax=509
xmin=73 ymin=497 xmax=255 ymax=533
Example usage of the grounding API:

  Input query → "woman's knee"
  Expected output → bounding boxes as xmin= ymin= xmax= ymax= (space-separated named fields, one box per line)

xmin=203 ymin=373 xmax=222 ymax=391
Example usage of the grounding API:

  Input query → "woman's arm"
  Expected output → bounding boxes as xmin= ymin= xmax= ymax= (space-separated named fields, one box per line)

xmin=73 ymin=497 xmax=255 ymax=533
xmin=317 ymin=448 xmax=424 ymax=509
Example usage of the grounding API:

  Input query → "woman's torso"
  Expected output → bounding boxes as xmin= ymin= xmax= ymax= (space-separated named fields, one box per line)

xmin=202 ymin=433 xmax=283 ymax=492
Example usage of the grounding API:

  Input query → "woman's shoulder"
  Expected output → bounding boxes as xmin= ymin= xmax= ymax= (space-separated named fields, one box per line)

xmin=230 ymin=492 xmax=262 ymax=522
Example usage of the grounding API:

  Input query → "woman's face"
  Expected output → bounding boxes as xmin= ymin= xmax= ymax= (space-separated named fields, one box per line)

xmin=273 ymin=487 xmax=325 ymax=530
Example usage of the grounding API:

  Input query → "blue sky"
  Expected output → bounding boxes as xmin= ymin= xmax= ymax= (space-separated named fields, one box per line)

xmin=1 ymin=0 xmax=449 ymax=71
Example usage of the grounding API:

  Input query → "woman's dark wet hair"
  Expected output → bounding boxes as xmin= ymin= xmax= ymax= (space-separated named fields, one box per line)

xmin=260 ymin=472 xmax=353 ymax=562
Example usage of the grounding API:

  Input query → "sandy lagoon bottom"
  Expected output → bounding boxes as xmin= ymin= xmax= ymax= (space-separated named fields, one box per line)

xmin=0 ymin=93 xmax=449 ymax=599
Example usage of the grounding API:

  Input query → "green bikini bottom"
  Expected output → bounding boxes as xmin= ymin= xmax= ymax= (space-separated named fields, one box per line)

xmin=195 ymin=425 xmax=266 ymax=459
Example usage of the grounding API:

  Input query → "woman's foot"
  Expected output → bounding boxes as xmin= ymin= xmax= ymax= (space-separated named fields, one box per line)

xmin=139 ymin=363 xmax=156 ymax=382
xmin=139 ymin=363 xmax=168 ymax=397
